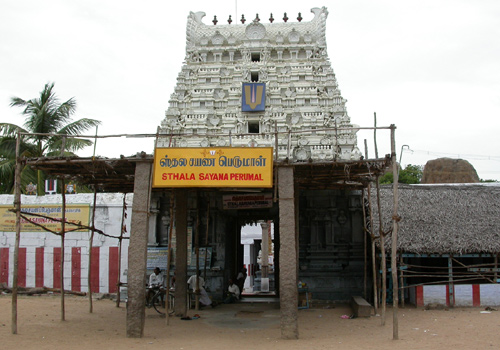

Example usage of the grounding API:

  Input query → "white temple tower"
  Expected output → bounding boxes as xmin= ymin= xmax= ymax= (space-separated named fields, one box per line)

xmin=158 ymin=7 xmax=362 ymax=162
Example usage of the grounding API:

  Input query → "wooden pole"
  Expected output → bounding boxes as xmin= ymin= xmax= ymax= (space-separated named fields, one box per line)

xmin=375 ymin=175 xmax=386 ymax=326
xmin=448 ymin=255 xmax=454 ymax=306
xmin=116 ymin=193 xmax=127 ymax=307
xmin=287 ymin=130 xmax=291 ymax=162
xmin=495 ymin=254 xmax=498 ymax=283
xmin=373 ymin=114 xmax=383 ymax=317
xmin=88 ymin=187 xmax=98 ymax=313
xmin=390 ymin=124 xmax=400 ymax=339
xmin=203 ymin=200 xmax=210 ymax=280
xmin=11 ymin=131 xmax=22 ymax=334
xmin=60 ymin=178 xmax=66 ymax=321
xmin=372 ymin=239 xmax=379 ymax=312
xmin=373 ymin=112 xmax=378 ymax=158
xmin=361 ymin=188 xmax=368 ymax=300
xmin=399 ymin=254 xmax=405 ymax=308
xmin=165 ymin=193 xmax=174 ymax=325
xmin=195 ymin=192 xmax=200 ymax=310
xmin=367 ymin=182 xmax=378 ymax=313
xmin=274 ymin=121 xmax=279 ymax=161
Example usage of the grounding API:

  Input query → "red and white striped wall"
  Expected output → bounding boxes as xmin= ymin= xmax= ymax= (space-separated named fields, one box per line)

xmin=0 ymin=246 xmax=126 ymax=293
xmin=411 ymin=284 xmax=500 ymax=307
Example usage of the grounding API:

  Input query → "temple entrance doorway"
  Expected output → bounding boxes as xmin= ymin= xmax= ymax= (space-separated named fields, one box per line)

xmin=240 ymin=222 xmax=275 ymax=296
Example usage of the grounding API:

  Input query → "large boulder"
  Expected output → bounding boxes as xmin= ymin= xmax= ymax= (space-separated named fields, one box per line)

xmin=421 ymin=158 xmax=479 ymax=183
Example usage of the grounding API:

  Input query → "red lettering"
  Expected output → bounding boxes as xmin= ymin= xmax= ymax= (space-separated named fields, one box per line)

xmin=162 ymin=173 xmax=195 ymax=181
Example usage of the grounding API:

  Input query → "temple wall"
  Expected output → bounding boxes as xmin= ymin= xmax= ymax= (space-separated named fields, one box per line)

xmin=0 ymin=193 xmax=132 ymax=293
xmin=298 ymin=189 xmax=367 ymax=300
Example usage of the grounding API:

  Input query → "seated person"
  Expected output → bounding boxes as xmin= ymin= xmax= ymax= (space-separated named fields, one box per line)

xmin=187 ymin=270 xmax=212 ymax=307
xmin=223 ymin=278 xmax=240 ymax=304
xmin=147 ymin=267 xmax=164 ymax=306
xmin=236 ymin=267 xmax=247 ymax=294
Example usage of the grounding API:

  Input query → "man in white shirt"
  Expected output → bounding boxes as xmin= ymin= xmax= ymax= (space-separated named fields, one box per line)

xmin=224 ymin=278 xmax=240 ymax=304
xmin=187 ymin=270 xmax=212 ymax=307
xmin=149 ymin=267 xmax=164 ymax=287
xmin=147 ymin=267 xmax=164 ymax=306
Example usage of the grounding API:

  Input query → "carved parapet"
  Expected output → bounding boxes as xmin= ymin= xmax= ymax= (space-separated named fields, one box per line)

xmin=185 ymin=8 xmax=329 ymax=54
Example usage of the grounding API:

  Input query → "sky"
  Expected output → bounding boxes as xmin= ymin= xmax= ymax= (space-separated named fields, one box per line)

xmin=1 ymin=0 xmax=499 ymax=180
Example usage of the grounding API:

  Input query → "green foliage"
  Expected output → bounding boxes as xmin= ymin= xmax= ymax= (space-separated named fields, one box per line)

xmin=379 ymin=164 xmax=423 ymax=184
xmin=0 ymin=83 xmax=101 ymax=194
xmin=480 ymin=179 xmax=498 ymax=183
xmin=379 ymin=171 xmax=393 ymax=184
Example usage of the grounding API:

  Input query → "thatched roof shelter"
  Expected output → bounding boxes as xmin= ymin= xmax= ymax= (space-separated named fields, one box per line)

xmin=375 ymin=183 xmax=500 ymax=255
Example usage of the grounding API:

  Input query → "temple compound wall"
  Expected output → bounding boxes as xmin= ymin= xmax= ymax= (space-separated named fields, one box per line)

xmin=0 ymin=193 xmax=131 ymax=294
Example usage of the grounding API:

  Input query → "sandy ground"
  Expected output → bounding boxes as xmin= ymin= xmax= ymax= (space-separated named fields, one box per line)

xmin=1 ymin=294 xmax=500 ymax=350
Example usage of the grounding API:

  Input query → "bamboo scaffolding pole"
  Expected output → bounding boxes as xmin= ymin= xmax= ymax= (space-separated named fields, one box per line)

xmin=116 ymin=193 xmax=127 ymax=307
xmin=403 ymin=262 xmax=499 ymax=269
xmin=375 ymin=175 xmax=386 ymax=326
xmin=60 ymin=178 xmax=66 ymax=321
xmin=367 ymin=182 xmax=378 ymax=313
xmin=11 ymin=131 xmax=22 ymax=334
xmin=88 ymin=187 xmax=98 ymax=313
xmin=399 ymin=254 xmax=405 ymax=308
xmin=401 ymin=272 xmax=495 ymax=278
xmin=9 ymin=210 xmax=124 ymax=239
xmin=451 ymin=257 xmax=495 ymax=283
xmin=373 ymin=112 xmax=379 ymax=159
xmin=18 ymin=125 xmax=394 ymax=140
xmin=165 ymin=193 xmax=174 ymax=325
xmin=361 ymin=188 xmax=368 ymax=300
xmin=195 ymin=192 xmax=200 ymax=311
xmin=203 ymin=200 xmax=210 ymax=280
xmin=390 ymin=124 xmax=399 ymax=340
xmin=495 ymin=255 xmax=498 ymax=283
xmin=400 ymin=277 xmax=485 ymax=288
xmin=448 ymin=256 xmax=454 ymax=306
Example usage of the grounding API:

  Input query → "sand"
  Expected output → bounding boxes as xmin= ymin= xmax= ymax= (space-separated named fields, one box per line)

xmin=1 ymin=294 xmax=500 ymax=349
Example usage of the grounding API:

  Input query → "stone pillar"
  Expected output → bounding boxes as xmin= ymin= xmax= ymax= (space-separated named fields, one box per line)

xmin=278 ymin=166 xmax=298 ymax=339
xmin=260 ymin=221 xmax=269 ymax=292
xmin=174 ymin=189 xmax=188 ymax=316
xmin=126 ymin=161 xmax=152 ymax=338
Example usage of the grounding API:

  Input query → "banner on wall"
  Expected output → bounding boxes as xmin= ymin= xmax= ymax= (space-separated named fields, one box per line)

xmin=0 ymin=204 xmax=90 ymax=232
xmin=153 ymin=147 xmax=273 ymax=188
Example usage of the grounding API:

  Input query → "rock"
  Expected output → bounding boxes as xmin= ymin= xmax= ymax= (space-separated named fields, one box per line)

xmin=421 ymin=158 xmax=479 ymax=184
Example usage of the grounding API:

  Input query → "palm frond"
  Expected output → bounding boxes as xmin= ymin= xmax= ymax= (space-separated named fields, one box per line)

xmin=0 ymin=123 xmax=28 ymax=137
xmin=58 ymin=118 xmax=101 ymax=135
xmin=4 ymin=82 xmax=102 ymax=192
xmin=48 ymin=137 xmax=93 ymax=153
xmin=0 ymin=136 xmax=38 ymax=159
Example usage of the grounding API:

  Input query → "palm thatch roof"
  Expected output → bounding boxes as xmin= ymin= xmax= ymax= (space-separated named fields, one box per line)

xmin=374 ymin=183 xmax=500 ymax=255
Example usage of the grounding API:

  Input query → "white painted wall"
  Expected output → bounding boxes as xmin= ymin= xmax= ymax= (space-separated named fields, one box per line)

xmin=0 ymin=193 xmax=132 ymax=293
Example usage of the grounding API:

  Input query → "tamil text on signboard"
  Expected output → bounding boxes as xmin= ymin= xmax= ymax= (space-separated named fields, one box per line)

xmin=0 ymin=204 xmax=90 ymax=232
xmin=223 ymin=193 xmax=273 ymax=210
xmin=153 ymin=147 xmax=273 ymax=188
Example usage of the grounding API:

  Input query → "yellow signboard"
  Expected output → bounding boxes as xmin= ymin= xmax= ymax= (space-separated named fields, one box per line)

xmin=0 ymin=204 xmax=90 ymax=233
xmin=153 ymin=147 xmax=273 ymax=188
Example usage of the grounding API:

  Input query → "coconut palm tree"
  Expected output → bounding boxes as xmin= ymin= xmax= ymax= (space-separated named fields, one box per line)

xmin=0 ymin=82 xmax=101 ymax=195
